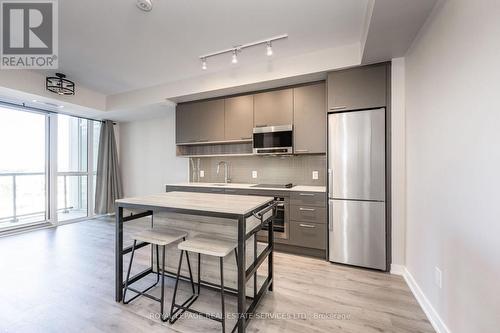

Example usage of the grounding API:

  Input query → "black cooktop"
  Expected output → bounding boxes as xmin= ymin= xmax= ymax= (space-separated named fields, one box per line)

xmin=251 ymin=183 xmax=294 ymax=189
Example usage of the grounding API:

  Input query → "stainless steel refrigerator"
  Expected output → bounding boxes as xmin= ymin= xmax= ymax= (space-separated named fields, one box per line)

xmin=327 ymin=108 xmax=386 ymax=270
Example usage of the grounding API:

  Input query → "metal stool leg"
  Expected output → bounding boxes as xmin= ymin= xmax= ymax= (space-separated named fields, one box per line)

xmin=220 ymin=257 xmax=226 ymax=333
xmin=197 ymin=253 xmax=201 ymax=295
xmin=122 ymin=240 xmax=137 ymax=303
xmin=183 ymin=237 xmax=196 ymax=294
xmin=160 ymin=245 xmax=167 ymax=322
xmin=155 ymin=244 xmax=160 ymax=283
xmin=169 ymin=250 xmax=185 ymax=323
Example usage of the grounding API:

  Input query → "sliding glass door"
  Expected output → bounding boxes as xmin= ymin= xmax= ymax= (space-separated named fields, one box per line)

xmin=0 ymin=105 xmax=102 ymax=232
xmin=57 ymin=115 xmax=88 ymax=221
xmin=0 ymin=107 xmax=48 ymax=230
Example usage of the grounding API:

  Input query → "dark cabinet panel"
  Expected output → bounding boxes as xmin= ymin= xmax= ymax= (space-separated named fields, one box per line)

xmin=290 ymin=191 xmax=326 ymax=207
xmin=328 ymin=63 xmax=387 ymax=112
xmin=289 ymin=220 xmax=326 ymax=249
xmin=254 ymin=89 xmax=293 ymax=127
xmin=224 ymin=95 xmax=254 ymax=141
xmin=290 ymin=205 xmax=326 ymax=224
xmin=293 ymin=83 xmax=326 ymax=154
xmin=176 ymin=99 xmax=225 ymax=144
xmin=176 ymin=103 xmax=198 ymax=143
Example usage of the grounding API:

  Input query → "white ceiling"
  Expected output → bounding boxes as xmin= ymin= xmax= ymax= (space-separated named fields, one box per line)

xmin=53 ymin=0 xmax=370 ymax=95
xmin=1 ymin=0 xmax=439 ymax=121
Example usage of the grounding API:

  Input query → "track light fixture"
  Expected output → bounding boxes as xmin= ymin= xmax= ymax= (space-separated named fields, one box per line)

xmin=199 ymin=34 xmax=287 ymax=70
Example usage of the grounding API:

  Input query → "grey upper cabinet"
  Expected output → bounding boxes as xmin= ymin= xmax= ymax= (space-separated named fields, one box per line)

xmin=293 ymin=83 xmax=326 ymax=154
xmin=254 ymin=89 xmax=293 ymax=127
xmin=224 ymin=95 xmax=254 ymax=141
xmin=176 ymin=99 xmax=225 ymax=143
xmin=328 ymin=63 xmax=387 ymax=112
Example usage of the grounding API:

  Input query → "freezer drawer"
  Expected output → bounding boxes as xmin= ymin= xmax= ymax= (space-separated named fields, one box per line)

xmin=329 ymin=199 xmax=386 ymax=270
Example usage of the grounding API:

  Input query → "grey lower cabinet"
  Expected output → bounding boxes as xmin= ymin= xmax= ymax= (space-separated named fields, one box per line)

xmin=289 ymin=221 xmax=326 ymax=250
xmin=328 ymin=63 xmax=387 ymax=112
xmin=166 ymin=185 xmax=327 ymax=253
xmin=224 ymin=95 xmax=254 ymax=141
xmin=293 ymin=83 xmax=326 ymax=154
xmin=254 ymin=89 xmax=293 ymax=127
xmin=176 ymin=99 xmax=225 ymax=144
xmin=289 ymin=191 xmax=327 ymax=250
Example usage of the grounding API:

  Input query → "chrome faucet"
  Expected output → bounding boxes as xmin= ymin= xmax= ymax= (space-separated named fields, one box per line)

xmin=216 ymin=161 xmax=230 ymax=183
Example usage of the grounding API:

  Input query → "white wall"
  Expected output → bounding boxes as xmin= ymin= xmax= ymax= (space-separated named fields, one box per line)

xmin=405 ymin=1 xmax=500 ymax=332
xmin=119 ymin=108 xmax=188 ymax=196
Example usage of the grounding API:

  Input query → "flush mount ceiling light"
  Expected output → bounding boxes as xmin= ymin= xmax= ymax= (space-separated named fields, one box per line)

xmin=46 ymin=73 xmax=75 ymax=96
xmin=136 ymin=0 xmax=153 ymax=12
xmin=199 ymin=34 xmax=287 ymax=70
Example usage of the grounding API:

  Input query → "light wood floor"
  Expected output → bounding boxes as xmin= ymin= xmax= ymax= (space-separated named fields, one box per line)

xmin=0 ymin=217 xmax=434 ymax=333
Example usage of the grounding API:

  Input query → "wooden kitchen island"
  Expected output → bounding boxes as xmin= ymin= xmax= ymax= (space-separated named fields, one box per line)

xmin=115 ymin=191 xmax=275 ymax=332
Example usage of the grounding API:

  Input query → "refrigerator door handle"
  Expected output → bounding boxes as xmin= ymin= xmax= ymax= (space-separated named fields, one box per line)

xmin=328 ymin=200 xmax=333 ymax=231
xmin=327 ymin=169 xmax=333 ymax=197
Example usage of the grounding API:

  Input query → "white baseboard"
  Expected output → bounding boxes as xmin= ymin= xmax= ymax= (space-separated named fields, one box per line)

xmin=402 ymin=267 xmax=451 ymax=333
xmin=390 ymin=264 xmax=405 ymax=275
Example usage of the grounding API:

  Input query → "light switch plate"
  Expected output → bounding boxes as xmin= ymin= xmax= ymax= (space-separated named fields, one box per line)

xmin=252 ymin=171 xmax=258 ymax=179
xmin=312 ymin=171 xmax=319 ymax=180
xmin=199 ymin=170 xmax=204 ymax=178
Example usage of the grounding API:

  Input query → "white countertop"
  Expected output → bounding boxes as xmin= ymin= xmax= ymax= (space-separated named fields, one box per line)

xmin=166 ymin=182 xmax=326 ymax=193
xmin=116 ymin=191 xmax=274 ymax=216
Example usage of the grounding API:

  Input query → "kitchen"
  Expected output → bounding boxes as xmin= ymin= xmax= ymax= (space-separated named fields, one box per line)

xmin=0 ymin=1 xmax=499 ymax=333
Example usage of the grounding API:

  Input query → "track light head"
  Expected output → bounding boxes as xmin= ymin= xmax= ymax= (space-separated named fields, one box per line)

xmin=266 ymin=41 xmax=273 ymax=56
xmin=201 ymin=58 xmax=207 ymax=70
xmin=231 ymin=50 xmax=238 ymax=64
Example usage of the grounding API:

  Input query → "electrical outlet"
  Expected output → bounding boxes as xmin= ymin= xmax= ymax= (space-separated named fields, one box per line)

xmin=199 ymin=170 xmax=204 ymax=178
xmin=435 ymin=267 xmax=442 ymax=289
xmin=312 ymin=171 xmax=319 ymax=180
xmin=252 ymin=171 xmax=258 ymax=179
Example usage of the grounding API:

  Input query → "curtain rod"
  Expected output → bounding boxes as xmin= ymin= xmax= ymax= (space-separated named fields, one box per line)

xmin=0 ymin=99 xmax=116 ymax=124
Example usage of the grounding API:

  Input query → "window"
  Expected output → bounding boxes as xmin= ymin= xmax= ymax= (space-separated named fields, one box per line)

xmin=0 ymin=105 xmax=102 ymax=232
xmin=0 ymin=107 xmax=48 ymax=230
xmin=57 ymin=115 xmax=88 ymax=221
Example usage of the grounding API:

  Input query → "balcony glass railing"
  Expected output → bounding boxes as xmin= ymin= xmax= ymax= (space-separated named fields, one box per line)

xmin=0 ymin=172 xmax=46 ymax=229
xmin=0 ymin=172 xmax=87 ymax=230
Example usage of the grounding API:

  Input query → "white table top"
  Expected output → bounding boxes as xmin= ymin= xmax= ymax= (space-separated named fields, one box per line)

xmin=116 ymin=191 xmax=274 ymax=216
xmin=166 ymin=182 xmax=326 ymax=193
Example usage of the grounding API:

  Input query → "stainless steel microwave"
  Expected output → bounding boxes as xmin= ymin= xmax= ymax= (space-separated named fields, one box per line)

xmin=253 ymin=125 xmax=293 ymax=154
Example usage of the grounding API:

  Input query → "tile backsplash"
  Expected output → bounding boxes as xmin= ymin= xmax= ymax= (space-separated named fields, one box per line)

xmin=189 ymin=155 xmax=326 ymax=186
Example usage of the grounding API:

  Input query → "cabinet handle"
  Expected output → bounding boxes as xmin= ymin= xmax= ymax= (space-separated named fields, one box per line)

xmin=299 ymin=193 xmax=314 ymax=196
xmin=240 ymin=137 xmax=252 ymax=140
xmin=299 ymin=207 xmax=315 ymax=211
xmin=295 ymin=149 xmax=309 ymax=153
xmin=330 ymin=106 xmax=347 ymax=110
xmin=197 ymin=139 xmax=209 ymax=142
xmin=225 ymin=189 xmax=237 ymax=192
xmin=299 ymin=223 xmax=316 ymax=228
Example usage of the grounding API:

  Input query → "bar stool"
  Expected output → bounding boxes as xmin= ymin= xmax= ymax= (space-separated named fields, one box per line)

xmin=169 ymin=235 xmax=238 ymax=333
xmin=122 ymin=227 xmax=196 ymax=322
